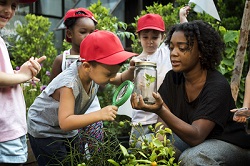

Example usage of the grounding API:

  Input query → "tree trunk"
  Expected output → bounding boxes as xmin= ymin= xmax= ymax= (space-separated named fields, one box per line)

xmin=230 ymin=0 xmax=250 ymax=102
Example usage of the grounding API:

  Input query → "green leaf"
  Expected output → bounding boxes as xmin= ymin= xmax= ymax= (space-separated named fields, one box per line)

xmin=223 ymin=30 xmax=239 ymax=43
xmin=107 ymin=159 xmax=120 ymax=166
xmin=119 ymin=144 xmax=128 ymax=156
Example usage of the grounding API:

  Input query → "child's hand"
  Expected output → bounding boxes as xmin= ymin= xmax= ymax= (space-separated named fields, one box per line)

xmin=231 ymin=107 xmax=250 ymax=123
xmin=16 ymin=56 xmax=46 ymax=82
xmin=179 ymin=6 xmax=190 ymax=18
xmin=29 ymin=56 xmax=46 ymax=77
xmin=100 ymin=105 xmax=118 ymax=121
xmin=179 ymin=6 xmax=190 ymax=23
xmin=128 ymin=58 xmax=136 ymax=73
xmin=17 ymin=61 xmax=35 ymax=81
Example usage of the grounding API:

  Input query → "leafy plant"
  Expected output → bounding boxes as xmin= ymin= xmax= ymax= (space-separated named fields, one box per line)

xmin=144 ymin=73 xmax=156 ymax=88
xmin=9 ymin=14 xmax=57 ymax=85
xmin=8 ymin=14 xmax=57 ymax=109
xmin=217 ymin=27 xmax=248 ymax=107
xmin=55 ymin=120 xmax=131 ymax=166
xmin=108 ymin=122 xmax=180 ymax=166
xmin=103 ymin=117 xmax=131 ymax=137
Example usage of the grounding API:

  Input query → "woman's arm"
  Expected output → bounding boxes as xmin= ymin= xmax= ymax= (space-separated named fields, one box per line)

xmin=131 ymin=92 xmax=215 ymax=146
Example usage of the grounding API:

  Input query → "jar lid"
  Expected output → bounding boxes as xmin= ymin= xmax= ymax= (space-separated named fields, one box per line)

xmin=135 ymin=61 xmax=156 ymax=67
xmin=66 ymin=55 xmax=80 ymax=59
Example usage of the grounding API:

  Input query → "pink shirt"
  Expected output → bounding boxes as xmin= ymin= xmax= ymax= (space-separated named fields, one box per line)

xmin=0 ymin=37 xmax=27 ymax=142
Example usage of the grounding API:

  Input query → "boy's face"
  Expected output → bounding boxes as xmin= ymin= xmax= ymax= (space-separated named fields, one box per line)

xmin=138 ymin=30 xmax=164 ymax=55
xmin=0 ymin=0 xmax=18 ymax=28
xmin=87 ymin=63 xmax=121 ymax=86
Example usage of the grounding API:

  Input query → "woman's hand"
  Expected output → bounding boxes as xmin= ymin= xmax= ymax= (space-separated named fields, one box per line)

xmin=130 ymin=92 xmax=163 ymax=113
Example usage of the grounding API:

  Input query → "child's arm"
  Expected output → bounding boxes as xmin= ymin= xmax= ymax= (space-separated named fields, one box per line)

xmin=57 ymin=87 xmax=118 ymax=131
xmin=0 ymin=56 xmax=46 ymax=87
xmin=179 ymin=6 xmax=190 ymax=23
xmin=110 ymin=58 xmax=136 ymax=85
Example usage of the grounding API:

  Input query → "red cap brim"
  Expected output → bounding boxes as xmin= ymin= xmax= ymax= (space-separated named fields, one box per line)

xmin=137 ymin=26 xmax=165 ymax=33
xmin=95 ymin=50 xmax=136 ymax=65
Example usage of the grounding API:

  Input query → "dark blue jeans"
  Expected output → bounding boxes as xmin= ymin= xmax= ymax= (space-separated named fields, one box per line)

xmin=28 ymin=133 xmax=79 ymax=166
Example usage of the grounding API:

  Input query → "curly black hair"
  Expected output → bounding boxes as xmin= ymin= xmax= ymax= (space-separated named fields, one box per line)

xmin=165 ymin=20 xmax=225 ymax=70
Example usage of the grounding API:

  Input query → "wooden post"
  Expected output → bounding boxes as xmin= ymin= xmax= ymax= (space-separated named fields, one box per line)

xmin=230 ymin=0 xmax=250 ymax=102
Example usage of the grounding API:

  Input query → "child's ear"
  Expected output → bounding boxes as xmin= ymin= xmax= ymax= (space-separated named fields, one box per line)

xmin=66 ymin=29 xmax=73 ymax=41
xmin=82 ymin=62 xmax=92 ymax=72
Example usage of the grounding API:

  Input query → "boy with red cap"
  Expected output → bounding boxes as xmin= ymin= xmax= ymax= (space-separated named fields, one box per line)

xmin=0 ymin=0 xmax=46 ymax=165
xmin=27 ymin=30 xmax=136 ymax=165
xmin=50 ymin=7 xmax=102 ymax=155
xmin=130 ymin=7 xmax=190 ymax=142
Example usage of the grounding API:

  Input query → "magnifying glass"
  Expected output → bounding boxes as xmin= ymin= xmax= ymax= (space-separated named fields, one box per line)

xmin=112 ymin=80 xmax=134 ymax=107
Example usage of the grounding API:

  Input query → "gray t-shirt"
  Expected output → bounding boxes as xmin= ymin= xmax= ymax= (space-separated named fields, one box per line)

xmin=27 ymin=61 xmax=98 ymax=138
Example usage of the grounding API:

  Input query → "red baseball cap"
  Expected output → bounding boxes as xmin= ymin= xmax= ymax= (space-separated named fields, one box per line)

xmin=19 ymin=0 xmax=37 ymax=3
xmin=64 ymin=8 xmax=97 ymax=23
xmin=64 ymin=8 xmax=97 ymax=43
xmin=80 ymin=30 xmax=137 ymax=65
xmin=137 ymin=14 xmax=165 ymax=32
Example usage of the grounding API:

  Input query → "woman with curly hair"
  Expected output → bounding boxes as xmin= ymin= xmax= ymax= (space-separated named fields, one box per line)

xmin=131 ymin=20 xmax=250 ymax=165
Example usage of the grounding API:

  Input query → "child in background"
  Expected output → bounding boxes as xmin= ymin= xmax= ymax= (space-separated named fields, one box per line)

xmin=0 ymin=0 xmax=46 ymax=165
xmin=27 ymin=30 xmax=136 ymax=165
xmin=50 ymin=7 xmax=102 ymax=154
xmin=130 ymin=6 xmax=190 ymax=142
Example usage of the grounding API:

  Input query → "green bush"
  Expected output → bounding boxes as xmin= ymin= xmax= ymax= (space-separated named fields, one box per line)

xmin=8 ymin=14 xmax=57 ymax=109
xmin=9 ymin=14 xmax=57 ymax=84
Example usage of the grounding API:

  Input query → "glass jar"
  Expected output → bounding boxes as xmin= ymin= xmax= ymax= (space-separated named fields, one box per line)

xmin=134 ymin=61 xmax=157 ymax=104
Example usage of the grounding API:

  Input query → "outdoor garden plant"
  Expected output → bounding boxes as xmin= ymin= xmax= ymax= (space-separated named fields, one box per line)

xmin=76 ymin=122 xmax=179 ymax=166
xmin=107 ymin=122 xmax=180 ymax=166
